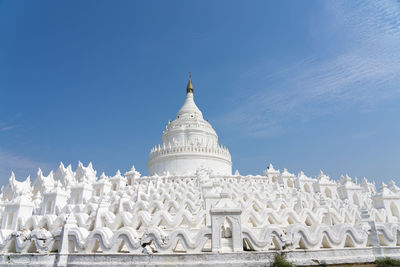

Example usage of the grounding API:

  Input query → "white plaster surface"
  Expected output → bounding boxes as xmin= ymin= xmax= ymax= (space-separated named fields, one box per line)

xmin=148 ymin=89 xmax=232 ymax=176
xmin=0 ymin=80 xmax=399 ymax=266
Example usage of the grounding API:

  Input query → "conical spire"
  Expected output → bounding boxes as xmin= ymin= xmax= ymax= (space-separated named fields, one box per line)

xmin=186 ymin=72 xmax=193 ymax=94
xmin=177 ymin=74 xmax=203 ymax=119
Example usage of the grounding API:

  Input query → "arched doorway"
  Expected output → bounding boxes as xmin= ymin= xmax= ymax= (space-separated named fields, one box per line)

xmin=220 ymin=217 xmax=233 ymax=252
xmin=353 ymin=193 xmax=360 ymax=206
xmin=304 ymin=184 xmax=311 ymax=193
xmin=390 ymin=202 xmax=400 ymax=221
xmin=325 ymin=188 xmax=332 ymax=199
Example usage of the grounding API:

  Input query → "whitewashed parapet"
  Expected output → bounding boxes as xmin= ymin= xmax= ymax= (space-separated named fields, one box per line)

xmin=0 ymin=163 xmax=398 ymax=255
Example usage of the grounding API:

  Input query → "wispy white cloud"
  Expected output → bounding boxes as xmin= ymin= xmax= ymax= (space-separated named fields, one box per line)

xmin=351 ymin=130 xmax=377 ymax=140
xmin=0 ymin=124 xmax=18 ymax=132
xmin=218 ymin=0 xmax=400 ymax=137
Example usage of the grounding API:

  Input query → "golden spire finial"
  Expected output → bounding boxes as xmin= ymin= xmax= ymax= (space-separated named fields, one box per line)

xmin=186 ymin=72 xmax=193 ymax=94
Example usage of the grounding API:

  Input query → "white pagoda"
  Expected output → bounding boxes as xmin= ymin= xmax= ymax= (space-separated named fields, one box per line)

xmin=0 ymin=78 xmax=399 ymax=266
xmin=148 ymin=75 xmax=231 ymax=177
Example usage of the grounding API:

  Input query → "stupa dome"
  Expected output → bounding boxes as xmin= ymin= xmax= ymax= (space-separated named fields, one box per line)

xmin=147 ymin=77 xmax=232 ymax=176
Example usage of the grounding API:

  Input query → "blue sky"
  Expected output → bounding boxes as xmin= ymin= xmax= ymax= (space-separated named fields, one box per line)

xmin=1 ymin=0 xmax=400 ymax=185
